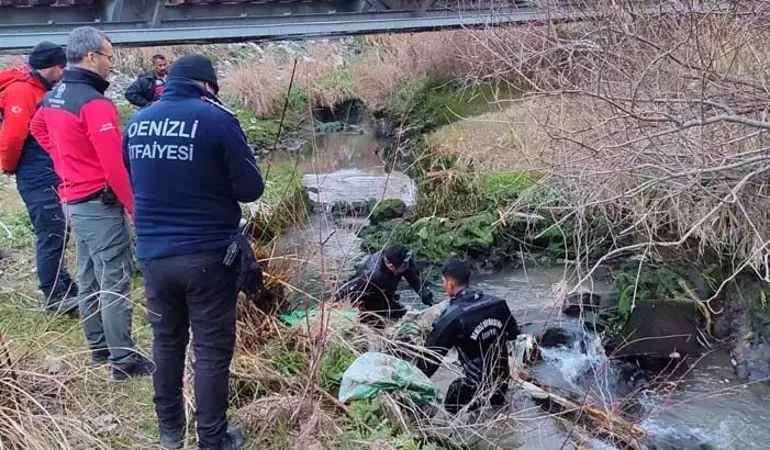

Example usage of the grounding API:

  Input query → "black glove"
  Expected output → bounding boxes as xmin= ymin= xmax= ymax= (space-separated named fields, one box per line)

xmin=420 ymin=290 xmax=434 ymax=306
xmin=232 ymin=234 xmax=264 ymax=299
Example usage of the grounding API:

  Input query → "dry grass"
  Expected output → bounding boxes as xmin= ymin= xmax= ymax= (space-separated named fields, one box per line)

xmin=221 ymin=59 xmax=286 ymax=117
xmin=122 ymin=31 xmax=524 ymax=118
xmin=0 ymin=55 xmax=24 ymax=69
xmin=0 ymin=335 xmax=111 ymax=450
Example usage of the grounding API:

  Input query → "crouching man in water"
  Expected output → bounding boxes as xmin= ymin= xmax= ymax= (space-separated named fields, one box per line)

xmin=334 ymin=244 xmax=434 ymax=328
xmin=416 ymin=259 xmax=519 ymax=414
xmin=124 ymin=54 xmax=264 ymax=450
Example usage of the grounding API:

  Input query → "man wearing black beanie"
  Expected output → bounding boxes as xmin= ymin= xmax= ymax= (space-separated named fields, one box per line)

xmin=124 ymin=53 xmax=263 ymax=450
xmin=0 ymin=41 xmax=76 ymax=316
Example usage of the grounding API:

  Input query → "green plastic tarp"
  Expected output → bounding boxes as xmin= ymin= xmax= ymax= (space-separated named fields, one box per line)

xmin=338 ymin=352 xmax=438 ymax=404
xmin=277 ymin=307 xmax=358 ymax=331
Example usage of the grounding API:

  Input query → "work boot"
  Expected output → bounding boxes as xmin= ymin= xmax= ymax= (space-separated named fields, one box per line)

xmin=43 ymin=294 xmax=79 ymax=317
xmin=88 ymin=349 xmax=110 ymax=366
xmin=159 ymin=426 xmax=184 ymax=450
xmin=110 ymin=355 xmax=155 ymax=383
xmin=222 ymin=427 xmax=245 ymax=450
xmin=199 ymin=426 xmax=245 ymax=450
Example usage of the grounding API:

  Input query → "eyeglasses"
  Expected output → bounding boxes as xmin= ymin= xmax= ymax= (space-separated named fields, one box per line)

xmin=93 ymin=51 xmax=115 ymax=63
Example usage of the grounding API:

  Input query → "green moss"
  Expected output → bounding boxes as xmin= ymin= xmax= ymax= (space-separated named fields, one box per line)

xmin=235 ymin=109 xmax=282 ymax=149
xmin=387 ymin=79 xmax=519 ymax=146
xmin=234 ymin=89 xmax=310 ymax=149
xmin=416 ymin=170 xmax=542 ymax=218
xmin=612 ymin=264 xmax=690 ymax=322
xmin=370 ymin=199 xmax=407 ymax=225
xmin=361 ymin=213 xmax=497 ymax=263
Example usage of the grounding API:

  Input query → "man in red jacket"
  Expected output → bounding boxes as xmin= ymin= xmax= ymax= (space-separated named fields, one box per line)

xmin=0 ymin=41 xmax=78 ymax=316
xmin=31 ymin=26 xmax=152 ymax=383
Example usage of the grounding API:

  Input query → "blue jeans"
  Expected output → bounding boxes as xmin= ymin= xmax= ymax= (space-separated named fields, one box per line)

xmin=140 ymin=251 xmax=238 ymax=449
xmin=16 ymin=177 xmax=74 ymax=303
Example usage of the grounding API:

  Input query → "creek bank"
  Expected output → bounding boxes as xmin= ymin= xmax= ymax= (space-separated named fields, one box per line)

xmin=256 ymin=74 xmax=770 ymax=391
xmin=367 ymin=77 xmax=770 ymax=385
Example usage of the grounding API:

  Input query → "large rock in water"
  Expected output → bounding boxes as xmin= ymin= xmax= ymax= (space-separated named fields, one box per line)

xmin=607 ymin=299 xmax=705 ymax=359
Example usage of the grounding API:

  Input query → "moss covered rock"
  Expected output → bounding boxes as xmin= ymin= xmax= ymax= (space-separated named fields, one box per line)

xmin=360 ymin=213 xmax=497 ymax=263
xmin=369 ymin=199 xmax=406 ymax=225
xmin=236 ymin=109 xmax=282 ymax=150
xmin=329 ymin=198 xmax=376 ymax=218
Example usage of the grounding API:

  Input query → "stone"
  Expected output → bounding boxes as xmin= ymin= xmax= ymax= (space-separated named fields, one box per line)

xmin=538 ymin=327 xmax=574 ymax=349
xmin=608 ymin=299 xmax=705 ymax=359
xmin=329 ymin=198 xmax=376 ymax=218
xmin=562 ymin=292 xmax=600 ymax=317
xmin=713 ymin=314 xmax=732 ymax=339
xmin=733 ymin=336 xmax=770 ymax=381
xmin=369 ymin=199 xmax=407 ymax=225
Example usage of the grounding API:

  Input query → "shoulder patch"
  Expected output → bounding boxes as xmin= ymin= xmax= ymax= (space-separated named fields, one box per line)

xmin=200 ymin=96 xmax=238 ymax=120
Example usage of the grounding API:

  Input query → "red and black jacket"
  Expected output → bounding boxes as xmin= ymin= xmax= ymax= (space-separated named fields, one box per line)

xmin=0 ymin=65 xmax=51 ymax=175
xmin=31 ymin=67 xmax=134 ymax=215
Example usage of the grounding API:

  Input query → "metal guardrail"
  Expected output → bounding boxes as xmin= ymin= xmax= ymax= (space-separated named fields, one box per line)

xmin=0 ymin=0 xmax=663 ymax=51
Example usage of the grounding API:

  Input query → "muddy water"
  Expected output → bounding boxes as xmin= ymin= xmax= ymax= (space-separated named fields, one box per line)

xmin=273 ymin=131 xmax=770 ymax=449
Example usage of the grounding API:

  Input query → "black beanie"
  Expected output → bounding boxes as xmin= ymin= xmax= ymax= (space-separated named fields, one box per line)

xmin=169 ymin=54 xmax=219 ymax=94
xmin=384 ymin=244 xmax=413 ymax=267
xmin=28 ymin=41 xmax=66 ymax=70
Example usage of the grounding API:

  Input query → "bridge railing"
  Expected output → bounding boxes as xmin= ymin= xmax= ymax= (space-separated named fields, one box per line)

xmin=0 ymin=0 xmax=629 ymax=52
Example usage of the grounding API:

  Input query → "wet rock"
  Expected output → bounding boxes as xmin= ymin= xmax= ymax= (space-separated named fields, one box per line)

xmin=253 ymin=132 xmax=306 ymax=155
xmin=538 ymin=327 xmax=574 ymax=349
xmin=609 ymin=299 xmax=705 ymax=359
xmin=329 ymin=198 xmax=376 ymax=218
xmin=372 ymin=117 xmax=395 ymax=139
xmin=314 ymin=121 xmax=345 ymax=134
xmin=733 ymin=336 xmax=770 ymax=381
xmin=562 ymin=292 xmax=600 ymax=317
xmin=713 ymin=314 xmax=732 ymax=339
xmin=642 ymin=425 xmax=717 ymax=450
xmin=369 ymin=199 xmax=406 ymax=225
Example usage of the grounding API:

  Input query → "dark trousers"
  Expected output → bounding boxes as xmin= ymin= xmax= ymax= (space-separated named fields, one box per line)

xmin=358 ymin=293 xmax=407 ymax=329
xmin=445 ymin=377 xmax=508 ymax=414
xmin=16 ymin=179 xmax=74 ymax=303
xmin=140 ymin=251 xmax=238 ymax=450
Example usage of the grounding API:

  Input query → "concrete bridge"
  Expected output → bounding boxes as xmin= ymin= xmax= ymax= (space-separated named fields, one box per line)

xmin=0 ymin=0 xmax=609 ymax=52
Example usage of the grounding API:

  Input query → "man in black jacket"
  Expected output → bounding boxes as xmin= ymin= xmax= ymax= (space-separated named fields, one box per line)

xmin=334 ymin=244 xmax=434 ymax=328
xmin=124 ymin=54 xmax=264 ymax=450
xmin=417 ymin=259 xmax=519 ymax=414
xmin=124 ymin=54 xmax=168 ymax=108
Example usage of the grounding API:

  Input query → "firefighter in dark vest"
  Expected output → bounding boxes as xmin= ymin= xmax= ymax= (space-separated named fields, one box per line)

xmin=416 ymin=259 xmax=519 ymax=414
xmin=334 ymin=244 xmax=434 ymax=328
xmin=123 ymin=54 xmax=264 ymax=450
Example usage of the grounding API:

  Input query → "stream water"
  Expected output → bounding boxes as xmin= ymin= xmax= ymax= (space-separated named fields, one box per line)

xmin=271 ymin=131 xmax=770 ymax=449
